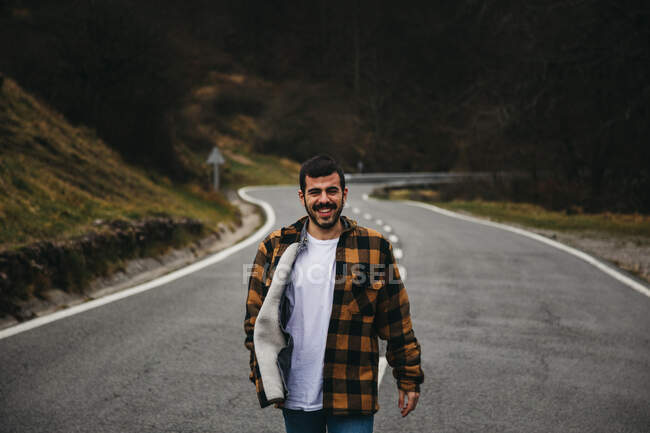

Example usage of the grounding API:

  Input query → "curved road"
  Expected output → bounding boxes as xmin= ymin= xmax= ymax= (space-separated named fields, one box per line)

xmin=1 ymin=185 xmax=649 ymax=432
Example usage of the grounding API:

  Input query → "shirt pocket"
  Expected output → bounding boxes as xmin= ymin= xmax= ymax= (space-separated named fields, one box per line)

xmin=344 ymin=275 xmax=383 ymax=317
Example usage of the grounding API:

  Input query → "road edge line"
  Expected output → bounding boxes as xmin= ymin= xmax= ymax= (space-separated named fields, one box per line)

xmin=0 ymin=186 xmax=276 ymax=340
xmin=364 ymin=195 xmax=650 ymax=299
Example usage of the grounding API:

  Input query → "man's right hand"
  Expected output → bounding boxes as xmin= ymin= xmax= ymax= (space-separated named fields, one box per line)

xmin=398 ymin=389 xmax=419 ymax=417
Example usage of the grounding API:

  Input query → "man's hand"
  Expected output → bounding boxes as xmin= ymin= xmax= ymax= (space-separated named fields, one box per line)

xmin=398 ymin=389 xmax=419 ymax=417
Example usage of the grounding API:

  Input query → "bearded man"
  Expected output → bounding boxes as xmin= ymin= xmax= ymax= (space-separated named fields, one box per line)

xmin=244 ymin=154 xmax=423 ymax=433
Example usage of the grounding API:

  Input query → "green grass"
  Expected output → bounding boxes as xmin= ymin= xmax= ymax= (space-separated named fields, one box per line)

xmin=223 ymin=152 xmax=299 ymax=187
xmin=0 ymin=78 xmax=242 ymax=250
xmin=384 ymin=189 xmax=650 ymax=238
xmin=175 ymin=74 xmax=301 ymax=190
xmin=0 ymin=76 xmax=300 ymax=252
xmin=0 ymin=76 xmax=301 ymax=316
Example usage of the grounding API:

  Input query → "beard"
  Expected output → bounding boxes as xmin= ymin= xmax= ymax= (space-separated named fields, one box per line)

xmin=304 ymin=197 xmax=344 ymax=229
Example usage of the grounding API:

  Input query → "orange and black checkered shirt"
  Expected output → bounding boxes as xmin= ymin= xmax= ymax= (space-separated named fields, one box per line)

xmin=244 ymin=215 xmax=423 ymax=415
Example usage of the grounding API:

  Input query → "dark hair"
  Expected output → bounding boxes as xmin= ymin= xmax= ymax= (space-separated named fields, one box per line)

xmin=299 ymin=154 xmax=345 ymax=192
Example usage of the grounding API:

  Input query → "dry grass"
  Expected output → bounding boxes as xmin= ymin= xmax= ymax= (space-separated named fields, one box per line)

xmin=176 ymin=72 xmax=300 ymax=188
xmin=384 ymin=188 xmax=650 ymax=238
xmin=0 ymin=78 xmax=238 ymax=250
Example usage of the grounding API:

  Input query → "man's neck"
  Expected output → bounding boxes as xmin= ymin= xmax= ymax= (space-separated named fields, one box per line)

xmin=306 ymin=217 xmax=342 ymax=240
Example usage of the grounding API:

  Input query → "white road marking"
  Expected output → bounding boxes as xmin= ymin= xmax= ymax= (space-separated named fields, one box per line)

xmin=398 ymin=199 xmax=650 ymax=299
xmin=363 ymin=213 xmax=372 ymax=220
xmin=362 ymin=193 xmax=369 ymax=200
xmin=1 ymin=185 xmax=402 ymax=393
xmin=352 ymin=207 xmax=360 ymax=214
xmin=378 ymin=356 xmax=389 ymax=387
xmin=375 ymin=219 xmax=383 ymax=225
xmin=0 ymin=186 xmax=277 ymax=340
xmin=383 ymin=225 xmax=392 ymax=233
xmin=389 ymin=234 xmax=399 ymax=243
xmin=394 ymin=248 xmax=404 ymax=260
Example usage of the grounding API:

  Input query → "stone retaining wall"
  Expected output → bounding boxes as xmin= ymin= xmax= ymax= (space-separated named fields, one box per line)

xmin=0 ymin=217 xmax=207 ymax=319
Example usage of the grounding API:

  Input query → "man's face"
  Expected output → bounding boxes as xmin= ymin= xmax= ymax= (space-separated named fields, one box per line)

xmin=299 ymin=172 xmax=348 ymax=230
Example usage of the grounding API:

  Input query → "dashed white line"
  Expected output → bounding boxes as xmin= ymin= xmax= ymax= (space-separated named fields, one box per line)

xmin=362 ymin=192 xmax=650 ymax=298
xmin=352 ymin=207 xmax=360 ymax=214
xmin=394 ymin=248 xmax=404 ymax=260
xmin=375 ymin=219 xmax=383 ymax=225
xmin=363 ymin=213 xmax=372 ymax=220
xmin=383 ymin=225 xmax=392 ymax=233
xmin=389 ymin=234 xmax=399 ymax=243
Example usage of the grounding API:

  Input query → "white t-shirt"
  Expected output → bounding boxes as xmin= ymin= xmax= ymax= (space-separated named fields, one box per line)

xmin=284 ymin=232 xmax=339 ymax=411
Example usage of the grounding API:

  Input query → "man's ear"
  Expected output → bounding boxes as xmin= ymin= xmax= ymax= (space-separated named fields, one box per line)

xmin=298 ymin=189 xmax=305 ymax=205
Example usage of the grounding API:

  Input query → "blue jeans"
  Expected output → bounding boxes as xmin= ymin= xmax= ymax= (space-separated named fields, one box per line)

xmin=282 ymin=408 xmax=374 ymax=433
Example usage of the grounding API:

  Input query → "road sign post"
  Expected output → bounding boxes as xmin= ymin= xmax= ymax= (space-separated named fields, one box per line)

xmin=206 ymin=147 xmax=225 ymax=191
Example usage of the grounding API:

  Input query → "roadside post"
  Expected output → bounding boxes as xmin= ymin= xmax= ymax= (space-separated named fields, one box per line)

xmin=206 ymin=147 xmax=225 ymax=191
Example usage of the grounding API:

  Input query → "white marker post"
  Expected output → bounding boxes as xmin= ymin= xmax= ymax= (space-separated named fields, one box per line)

xmin=206 ymin=147 xmax=225 ymax=191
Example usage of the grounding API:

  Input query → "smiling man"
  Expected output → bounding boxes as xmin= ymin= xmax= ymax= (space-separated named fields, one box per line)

xmin=244 ymin=155 xmax=423 ymax=433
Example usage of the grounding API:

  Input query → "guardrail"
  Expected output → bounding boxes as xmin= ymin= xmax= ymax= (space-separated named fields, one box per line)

xmin=345 ymin=172 xmax=492 ymax=186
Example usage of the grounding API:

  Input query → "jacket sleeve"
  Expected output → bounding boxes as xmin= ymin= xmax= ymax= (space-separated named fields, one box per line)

xmin=374 ymin=238 xmax=424 ymax=393
xmin=244 ymin=237 xmax=272 ymax=384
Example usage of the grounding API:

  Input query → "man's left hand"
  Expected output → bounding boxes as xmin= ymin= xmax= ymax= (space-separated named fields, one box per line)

xmin=398 ymin=389 xmax=419 ymax=417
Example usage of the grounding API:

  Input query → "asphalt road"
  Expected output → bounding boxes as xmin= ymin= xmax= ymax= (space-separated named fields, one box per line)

xmin=1 ymin=184 xmax=649 ymax=433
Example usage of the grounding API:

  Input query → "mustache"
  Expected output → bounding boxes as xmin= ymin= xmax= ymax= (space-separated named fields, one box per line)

xmin=313 ymin=202 xmax=337 ymax=211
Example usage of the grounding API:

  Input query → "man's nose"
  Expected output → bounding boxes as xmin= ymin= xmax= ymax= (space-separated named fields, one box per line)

xmin=317 ymin=191 xmax=330 ymax=203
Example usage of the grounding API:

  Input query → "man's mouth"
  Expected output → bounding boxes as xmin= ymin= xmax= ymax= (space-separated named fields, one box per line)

xmin=315 ymin=206 xmax=335 ymax=218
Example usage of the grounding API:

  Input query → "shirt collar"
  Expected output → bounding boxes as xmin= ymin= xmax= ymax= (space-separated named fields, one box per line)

xmin=285 ymin=215 xmax=357 ymax=243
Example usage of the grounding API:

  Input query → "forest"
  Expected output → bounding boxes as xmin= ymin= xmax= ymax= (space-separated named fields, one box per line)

xmin=1 ymin=0 xmax=648 ymax=212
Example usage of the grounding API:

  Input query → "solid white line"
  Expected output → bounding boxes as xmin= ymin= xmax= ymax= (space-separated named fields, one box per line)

xmin=400 ymin=199 xmax=650 ymax=299
xmin=378 ymin=356 xmax=389 ymax=387
xmin=0 ymin=186 xmax=277 ymax=340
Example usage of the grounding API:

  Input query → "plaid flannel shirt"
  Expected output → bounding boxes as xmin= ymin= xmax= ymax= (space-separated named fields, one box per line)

xmin=244 ymin=215 xmax=423 ymax=415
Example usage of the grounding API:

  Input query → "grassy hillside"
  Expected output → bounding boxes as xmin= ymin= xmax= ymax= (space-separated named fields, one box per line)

xmin=170 ymin=72 xmax=301 ymax=189
xmin=0 ymin=76 xmax=297 ymax=252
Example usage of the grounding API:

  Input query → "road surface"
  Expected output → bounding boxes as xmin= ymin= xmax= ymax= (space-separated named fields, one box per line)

xmin=1 ymin=184 xmax=649 ymax=432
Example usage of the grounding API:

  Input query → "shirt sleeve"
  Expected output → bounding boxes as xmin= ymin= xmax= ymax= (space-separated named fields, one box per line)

xmin=374 ymin=237 xmax=424 ymax=393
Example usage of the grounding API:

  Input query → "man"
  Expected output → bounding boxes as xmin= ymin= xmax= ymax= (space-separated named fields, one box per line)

xmin=244 ymin=155 xmax=423 ymax=433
